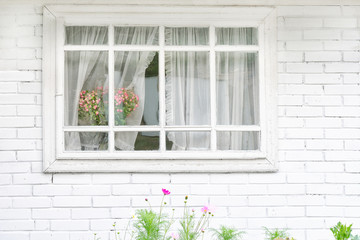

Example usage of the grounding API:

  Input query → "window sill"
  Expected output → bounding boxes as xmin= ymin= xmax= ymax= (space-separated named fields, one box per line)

xmin=44 ymin=158 xmax=278 ymax=173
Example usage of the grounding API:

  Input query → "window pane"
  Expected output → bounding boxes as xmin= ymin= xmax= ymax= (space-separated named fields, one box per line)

xmin=216 ymin=27 xmax=257 ymax=45
xmin=166 ymin=131 xmax=210 ymax=151
xmin=65 ymin=26 xmax=108 ymax=45
xmin=216 ymin=52 xmax=259 ymax=125
xmin=65 ymin=51 xmax=108 ymax=126
xmin=114 ymin=51 xmax=158 ymax=126
xmin=114 ymin=26 xmax=158 ymax=45
xmin=165 ymin=27 xmax=209 ymax=45
xmin=217 ymin=131 xmax=259 ymax=150
xmin=65 ymin=132 xmax=108 ymax=151
xmin=115 ymin=132 xmax=159 ymax=151
xmin=165 ymin=52 xmax=210 ymax=126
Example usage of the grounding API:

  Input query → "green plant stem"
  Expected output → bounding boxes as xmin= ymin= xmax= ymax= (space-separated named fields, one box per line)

xmin=113 ymin=223 xmax=118 ymax=240
xmin=162 ymin=209 xmax=175 ymax=240
xmin=159 ymin=195 xmax=165 ymax=220
xmin=195 ymin=214 xmax=207 ymax=234
xmin=123 ymin=217 xmax=133 ymax=240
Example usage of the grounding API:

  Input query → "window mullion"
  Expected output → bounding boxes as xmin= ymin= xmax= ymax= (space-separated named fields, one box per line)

xmin=108 ymin=25 xmax=115 ymax=152
xmin=214 ymin=45 xmax=259 ymax=52
xmin=159 ymin=26 xmax=166 ymax=152
xmin=209 ymin=25 xmax=217 ymax=151
xmin=258 ymin=23 xmax=266 ymax=154
xmin=58 ymin=18 xmax=65 ymax=155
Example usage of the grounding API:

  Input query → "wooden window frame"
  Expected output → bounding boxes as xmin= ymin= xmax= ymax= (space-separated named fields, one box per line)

xmin=42 ymin=5 xmax=278 ymax=173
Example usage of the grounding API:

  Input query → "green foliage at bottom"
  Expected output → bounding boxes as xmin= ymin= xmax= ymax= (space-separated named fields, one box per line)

xmin=133 ymin=209 xmax=170 ymax=240
xmin=330 ymin=222 xmax=353 ymax=240
xmin=264 ymin=227 xmax=288 ymax=240
xmin=211 ymin=225 xmax=245 ymax=240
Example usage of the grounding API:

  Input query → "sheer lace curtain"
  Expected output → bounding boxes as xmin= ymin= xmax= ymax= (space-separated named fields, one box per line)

xmin=65 ymin=26 xmax=157 ymax=151
xmin=165 ymin=28 xmax=211 ymax=150
xmin=65 ymin=26 xmax=108 ymax=151
xmin=166 ymin=28 xmax=259 ymax=150
xmin=216 ymin=52 xmax=259 ymax=150
xmin=216 ymin=28 xmax=259 ymax=150
xmin=64 ymin=26 xmax=258 ymax=151
xmin=113 ymin=27 xmax=158 ymax=150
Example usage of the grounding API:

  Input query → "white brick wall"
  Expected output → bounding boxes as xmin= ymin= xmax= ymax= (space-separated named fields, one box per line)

xmin=0 ymin=2 xmax=359 ymax=240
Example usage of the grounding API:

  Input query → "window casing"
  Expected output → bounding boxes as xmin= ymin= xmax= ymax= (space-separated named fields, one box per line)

xmin=43 ymin=5 xmax=277 ymax=172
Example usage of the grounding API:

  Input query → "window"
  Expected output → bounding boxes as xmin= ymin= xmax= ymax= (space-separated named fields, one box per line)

xmin=43 ymin=5 xmax=277 ymax=172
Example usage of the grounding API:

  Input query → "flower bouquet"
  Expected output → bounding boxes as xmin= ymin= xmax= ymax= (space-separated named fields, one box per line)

xmin=77 ymin=87 xmax=108 ymax=150
xmin=78 ymin=87 xmax=108 ymax=126
xmin=77 ymin=86 xmax=139 ymax=150
xmin=114 ymin=88 xmax=139 ymax=125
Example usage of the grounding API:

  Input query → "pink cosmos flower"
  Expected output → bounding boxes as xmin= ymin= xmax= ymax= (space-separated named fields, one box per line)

xmin=201 ymin=206 xmax=209 ymax=213
xmin=170 ymin=232 xmax=179 ymax=239
xmin=162 ymin=188 xmax=171 ymax=195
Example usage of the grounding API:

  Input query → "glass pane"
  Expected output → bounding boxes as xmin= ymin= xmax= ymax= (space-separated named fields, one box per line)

xmin=65 ymin=51 xmax=108 ymax=126
xmin=216 ymin=52 xmax=259 ymax=125
xmin=166 ymin=131 xmax=210 ymax=151
xmin=216 ymin=27 xmax=257 ymax=45
xmin=165 ymin=52 xmax=210 ymax=126
xmin=114 ymin=26 xmax=158 ymax=45
xmin=165 ymin=27 xmax=209 ymax=45
xmin=114 ymin=51 xmax=158 ymax=126
xmin=115 ymin=132 xmax=159 ymax=151
xmin=217 ymin=131 xmax=259 ymax=150
xmin=65 ymin=26 xmax=108 ymax=45
xmin=65 ymin=132 xmax=108 ymax=151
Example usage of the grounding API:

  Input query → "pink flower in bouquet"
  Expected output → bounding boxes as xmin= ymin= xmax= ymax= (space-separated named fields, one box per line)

xmin=78 ymin=87 xmax=107 ymax=126
xmin=162 ymin=188 xmax=171 ymax=195
xmin=114 ymin=88 xmax=139 ymax=125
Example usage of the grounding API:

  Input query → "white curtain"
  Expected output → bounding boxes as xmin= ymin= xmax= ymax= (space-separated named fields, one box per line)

xmin=165 ymin=28 xmax=211 ymax=150
xmin=65 ymin=26 xmax=108 ymax=151
xmin=165 ymin=27 xmax=208 ymax=45
xmin=216 ymin=52 xmax=259 ymax=150
xmin=65 ymin=26 xmax=158 ymax=151
xmin=216 ymin=28 xmax=259 ymax=150
xmin=64 ymin=26 xmax=258 ymax=151
xmin=215 ymin=27 xmax=258 ymax=45
xmin=113 ymin=27 xmax=158 ymax=150
xmin=166 ymin=27 xmax=259 ymax=150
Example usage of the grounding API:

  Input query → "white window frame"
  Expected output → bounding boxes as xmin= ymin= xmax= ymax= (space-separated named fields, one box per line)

xmin=42 ymin=5 xmax=277 ymax=173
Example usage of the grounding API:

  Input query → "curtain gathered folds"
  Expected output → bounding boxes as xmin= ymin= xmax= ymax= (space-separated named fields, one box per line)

xmin=64 ymin=26 xmax=157 ymax=151
xmin=113 ymin=27 xmax=158 ymax=150
xmin=65 ymin=26 xmax=108 ymax=151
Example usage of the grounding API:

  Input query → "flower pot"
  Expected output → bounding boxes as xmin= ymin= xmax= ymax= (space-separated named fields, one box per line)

xmin=79 ymin=132 xmax=106 ymax=151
